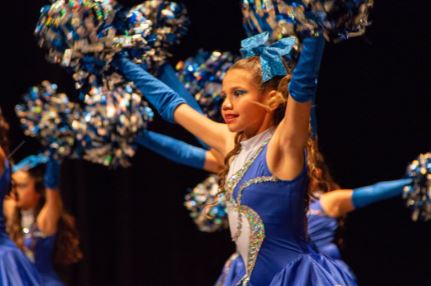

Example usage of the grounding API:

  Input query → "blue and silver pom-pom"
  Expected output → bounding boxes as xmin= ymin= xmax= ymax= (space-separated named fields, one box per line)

xmin=16 ymin=78 xmax=153 ymax=168
xmin=111 ymin=5 xmax=153 ymax=60
xmin=36 ymin=0 xmax=188 ymax=81
xmin=242 ymin=0 xmax=373 ymax=42
xmin=35 ymin=0 xmax=117 ymax=75
xmin=403 ymin=153 xmax=431 ymax=221
xmin=77 ymin=74 xmax=154 ymax=168
xmin=15 ymin=81 xmax=82 ymax=160
xmin=124 ymin=1 xmax=189 ymax=70
xmin=176 ymin=50 xmax=237 ymax=122
xmin=113 ymin=5 xmax=152 ymax=48
xmin=184 ymin=175 xmax=228 ymax=232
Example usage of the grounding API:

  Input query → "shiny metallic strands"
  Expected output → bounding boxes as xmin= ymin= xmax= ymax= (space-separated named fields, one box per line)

xmin=35 ymin=0 xmax=189 ymax=86
xmin=78 ymin=75 xmax=154 ymax=168
xmin=35 ymin=0 xmax=117 ymax=71
xmin=16 ymin=81 xmax=82 ymax=160
xmin=184 ymin=175 xmax=228 ymax=233
xmin=126 ymin=1 xmax=189 ymax=70
xmin=242 ymin=0 xmax=373 ymax=42
xmin=403 ymin=153 xmax=431 ymax=221
xmin=17 ymin=77 xmax=154 ymax=168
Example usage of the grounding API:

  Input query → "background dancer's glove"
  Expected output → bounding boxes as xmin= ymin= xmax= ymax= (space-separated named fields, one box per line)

xmin=136 ymin=130 xmax=206 ymax=170
xmin=352 ymin=178 xmax=413 ymax=209
xmin=44 ymin=156 xmax=61 ymax=190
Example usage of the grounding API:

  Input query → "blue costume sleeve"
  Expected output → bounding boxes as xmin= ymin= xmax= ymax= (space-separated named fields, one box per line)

xmin=352 ymin=178 xmax=413 ymax=209
xmin=136 ymin=130 xmax=206 ymax=170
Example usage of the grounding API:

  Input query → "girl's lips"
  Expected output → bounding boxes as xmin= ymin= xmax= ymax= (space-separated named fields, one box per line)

xmin=223 ymin=114 xmax=238 ymax=124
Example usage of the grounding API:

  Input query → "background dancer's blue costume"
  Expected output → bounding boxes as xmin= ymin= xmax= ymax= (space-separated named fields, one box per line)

xmin=307 ymin=178 xmax=412 ymax=279
xmin=23 ymin=227 xmax=63 ymax=286
xmin=307 ymin=199 xmax=353 ymax=277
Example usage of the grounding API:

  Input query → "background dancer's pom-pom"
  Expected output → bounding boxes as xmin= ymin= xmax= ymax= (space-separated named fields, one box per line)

xmin=403 ymin=153 xmax=431 ymax=221
xmin=124 ymin=1 xmax=189 ymax=70
xmin=112 ymin=5 xmax=153 ymax=50
xmin=242 ymin=0 xmax=373 ymax=42
xmin=77 ymin=74 xmax=154 ymax=168
xmin=184 ymin=175 xmax=228 ymax=232
xmin=176 ymin=50 xmax=237 ymax=122
xmin=35 ymin=0 xmax=188 ymax=83
xmin=35 ymin=0 xmax=117 ymax=76
xmin=15 ymin=81 xmax=82 ymax=160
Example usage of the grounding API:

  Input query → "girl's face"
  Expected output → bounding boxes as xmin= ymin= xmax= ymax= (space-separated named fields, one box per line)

xmin=12 ymin=170 xmax=41 ymax=210
xmin=221 ymin=68 xmax=273 ymax=137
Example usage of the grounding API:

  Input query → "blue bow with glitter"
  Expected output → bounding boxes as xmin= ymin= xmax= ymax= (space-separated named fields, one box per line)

xmin=240 ymin=32 xmax=297 ymax=82
xmin=12 ymin=153 xmax=48 ymax=173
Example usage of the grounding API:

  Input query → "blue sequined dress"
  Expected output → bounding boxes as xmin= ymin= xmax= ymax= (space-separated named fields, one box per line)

xmin=0 ymin=160 xmax=41 ymax=286
xmin=215 ymin=133 xmax=356 ymax=286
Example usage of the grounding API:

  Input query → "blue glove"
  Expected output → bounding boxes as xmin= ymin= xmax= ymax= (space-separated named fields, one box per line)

xmin=113 ymin=55 xmax=186 ymax=123
xmin=44 ymin=157 xmax=61 ymax=189
xmin=288 ymin=35 xmax=325 ymax=103
xmin=157 ymin=63 xmax=209 ymax=149
xmin=136 ymin=130 xmax=206 ymax=170
xmin=352 ymin=178 xmax=413 ymax=209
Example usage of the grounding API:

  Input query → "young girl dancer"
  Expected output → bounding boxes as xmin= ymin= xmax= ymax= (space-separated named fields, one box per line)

xmin=4 ymin=155 xmax=82 ymax=286
xmin=115 ymin=30 xmax=358 ymax=284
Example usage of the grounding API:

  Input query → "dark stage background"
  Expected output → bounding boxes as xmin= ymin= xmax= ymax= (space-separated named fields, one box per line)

xmin=2 ymin=0 xmax=431 ymax=285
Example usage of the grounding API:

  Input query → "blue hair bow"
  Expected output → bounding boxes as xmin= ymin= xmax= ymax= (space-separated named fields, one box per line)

xmin=240 ymin=32 xmax=297 ymax=82
xmin=13 ymin=153 xmax=48 ymax=173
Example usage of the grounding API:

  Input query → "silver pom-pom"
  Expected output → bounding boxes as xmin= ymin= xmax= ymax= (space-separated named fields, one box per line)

xmin=184 ymin=175 xmax=228 ymax=232
xmin=16 ymin=81 xmax=82 ymax=160
xmin=403 ymin=153 xmax=431 ymax=221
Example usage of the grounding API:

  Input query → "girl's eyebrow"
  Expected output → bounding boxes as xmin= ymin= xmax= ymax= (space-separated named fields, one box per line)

xmin=222 ymin=86 xmax=246 ymax=94
xmin=228 ymin=86 xmax=247 ymax=92
xmin=231 ymin=85 xmax=246 ymax=89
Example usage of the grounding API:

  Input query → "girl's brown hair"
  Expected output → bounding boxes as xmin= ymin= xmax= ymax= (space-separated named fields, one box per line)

xmin=305 ymin=138 xmax=346 ymax=247
xmin=0 ymin=107 xmax=10 ymax=154
xmin=7 ymin=166 xmax=83 ymax=265
xmin=306 ymin=137 xmax=340 ymax=197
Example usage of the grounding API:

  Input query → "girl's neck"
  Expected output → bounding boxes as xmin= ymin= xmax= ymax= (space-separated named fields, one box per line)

xmin=243 ymin=116 xmax=275 ymax=140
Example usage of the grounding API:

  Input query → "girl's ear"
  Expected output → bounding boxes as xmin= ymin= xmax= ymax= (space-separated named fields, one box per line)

xmin=265 ymin=90 xmax=286 ymax=112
